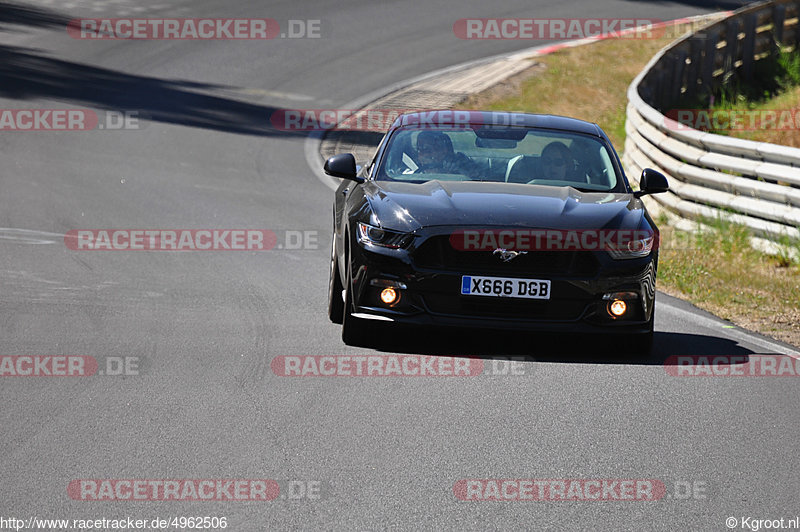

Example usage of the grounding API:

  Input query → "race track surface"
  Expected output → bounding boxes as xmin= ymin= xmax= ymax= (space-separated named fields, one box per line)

xmin=2 ymin=1 xmax=796 ymax=530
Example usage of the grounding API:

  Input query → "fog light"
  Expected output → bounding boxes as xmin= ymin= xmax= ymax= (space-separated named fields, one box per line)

xmin=380 ymin=287 xmax=398 ymax=305
xmin=608 ymin=299 xmax=627 ymax=317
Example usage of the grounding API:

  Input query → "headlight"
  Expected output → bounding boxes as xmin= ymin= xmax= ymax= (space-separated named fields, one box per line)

xmin=606 ymin=230 xmax=655 ymax=260
xmin=357 ymin=222 xmax=412 ymax=249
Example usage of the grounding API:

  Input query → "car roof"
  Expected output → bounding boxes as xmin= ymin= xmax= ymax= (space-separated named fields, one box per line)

xmin=390 ymin=110 xmax=603 ymax=137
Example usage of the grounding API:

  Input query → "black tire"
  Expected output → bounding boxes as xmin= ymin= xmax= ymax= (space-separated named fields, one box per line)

xmin=341 ymin=253 xmax=373 ymax=347
xmin=327 ymin=236 xmax=344 ymax=324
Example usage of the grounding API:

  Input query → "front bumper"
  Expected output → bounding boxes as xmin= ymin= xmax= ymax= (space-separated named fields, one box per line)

xmin=347 ymin=235 xmax=657 ymax=335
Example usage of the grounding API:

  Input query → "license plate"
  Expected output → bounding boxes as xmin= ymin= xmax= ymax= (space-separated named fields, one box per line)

xmin=460 ymin=275 xmax=551 ymax=300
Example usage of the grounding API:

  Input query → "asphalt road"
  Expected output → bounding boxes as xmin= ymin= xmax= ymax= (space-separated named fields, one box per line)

xmin=1 ymin=0 xmax=798 ymax=530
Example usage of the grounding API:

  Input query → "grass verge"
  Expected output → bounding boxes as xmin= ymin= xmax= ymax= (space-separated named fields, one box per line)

xmin=657 ymin=217 xmax=800 ymax=347
xmin=456 ymin=26 xmax=800 ymax=348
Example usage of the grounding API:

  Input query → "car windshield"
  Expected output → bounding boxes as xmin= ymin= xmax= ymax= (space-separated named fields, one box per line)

xmin=376 ymin=126 xmax=622 ymax=192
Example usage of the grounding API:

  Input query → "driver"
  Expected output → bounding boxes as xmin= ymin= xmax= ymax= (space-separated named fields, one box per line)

xmin=416 ymin=131 xmax=481 ymax=178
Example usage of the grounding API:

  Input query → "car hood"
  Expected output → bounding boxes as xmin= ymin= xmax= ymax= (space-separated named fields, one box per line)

xmin=364 ymin=180 xmax=644 ymax=232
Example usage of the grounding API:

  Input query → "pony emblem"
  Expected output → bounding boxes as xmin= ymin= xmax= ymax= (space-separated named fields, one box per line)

xmin=493 ymin=248 xmax=528 ymax=262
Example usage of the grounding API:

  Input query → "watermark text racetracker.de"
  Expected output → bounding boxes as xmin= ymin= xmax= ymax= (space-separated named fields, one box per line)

xmin=449 ymin=228 xmax=709 ymax=252
xmin=665 ymin=355 xmax=800 ymax=377
xmin=453 ymin=479 xmax=709 ymax=501
xmin=67 ymin=479 xmax=325 ymax=501
xmin=665 ymin=108 xmax=800 ymax=131
xmin=450 ymin=228 xmax=656 ymax=253
xmin=64 ymin=229 xmax=319 ymax=251
xmin=271 ymin=355 xmax=528 ymax=377
xmin=453 ymin=18 xmax=664 ymax=40
xmin=0 ymin=109 xmax=142 ymax=131
xmin=270 ymin=109 xmax=542 ymax=132
xmin=0 ymin=356 xmax=144 ymax=377
xmin=69 ymin=479 xmax=278 ymax=501
xmin=67 ymin=18 xmax=321 ymax=39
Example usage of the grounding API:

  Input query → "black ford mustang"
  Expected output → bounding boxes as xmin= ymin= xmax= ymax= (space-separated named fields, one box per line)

xmin=324 ymin=111 xmax=668 ymax=351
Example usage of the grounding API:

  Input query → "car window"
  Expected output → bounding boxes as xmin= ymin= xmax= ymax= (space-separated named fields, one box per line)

xmin=376 ymin=126 xmax=620 ymax=191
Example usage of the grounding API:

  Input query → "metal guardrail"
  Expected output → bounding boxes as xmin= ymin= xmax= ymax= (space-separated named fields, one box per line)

xmin=623 ymin=0 xmax=800 ymax=243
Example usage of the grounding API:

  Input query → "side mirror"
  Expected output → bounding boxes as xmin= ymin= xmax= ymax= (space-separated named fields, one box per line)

xmin=634 ymin=168 xmax=669 ymax=197
xmin=324 ymin=154 xmax=363 ymax=183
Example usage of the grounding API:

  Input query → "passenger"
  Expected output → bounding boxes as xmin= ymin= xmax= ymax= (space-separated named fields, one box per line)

xmin=540 ymin=141 xmax=585 ymax=184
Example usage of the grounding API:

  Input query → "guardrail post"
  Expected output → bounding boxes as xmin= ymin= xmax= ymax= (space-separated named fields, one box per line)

xmin=790 ymin=1 xmax=800 ymax=51
xmin=741 ymin=13 xmax=757 ymax=79
xmin=685 ymin=38 xmax=703 ymax=102
xmin=723 ymin=18 xmax=740 ymax=85
xmin=702 ymin=29 xmax=719 ymax=98
xmin=773 ymin=3 xmax=786 ymax=44
xmin=651 ymin=69 xmax=664 ymax=108
xmin=671 ymin=49 xmax=688 ymax=109
xmin=659 ymin=55 xmax=676 ymax=107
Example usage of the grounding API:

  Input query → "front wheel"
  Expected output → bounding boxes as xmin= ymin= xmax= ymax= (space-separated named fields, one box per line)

xmin=341 ymin=257 xmax=374 ymax=347
xmin=327 ymin=235 xmax=344 ymax=324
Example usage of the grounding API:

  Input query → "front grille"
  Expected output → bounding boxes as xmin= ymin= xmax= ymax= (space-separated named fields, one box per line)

xmin=422 ymin=294 xmax=586 ymax=320
xmin=413 ymin=236 xmax=599 ymax=276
